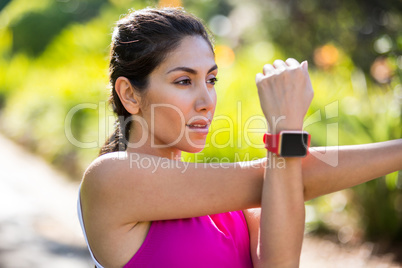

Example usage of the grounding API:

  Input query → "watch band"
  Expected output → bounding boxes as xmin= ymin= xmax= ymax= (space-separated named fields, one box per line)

xmin=263 ymin=132 xmax=280 ymax=155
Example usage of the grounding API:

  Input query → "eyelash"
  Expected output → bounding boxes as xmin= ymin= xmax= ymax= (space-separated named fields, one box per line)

xmin=175 ymin=79 xmax=192 ymax=86
xmin=174 ymin=77 xmax=218 ymax=86
xmin=208 ymin=77 xmax=218 ymax=85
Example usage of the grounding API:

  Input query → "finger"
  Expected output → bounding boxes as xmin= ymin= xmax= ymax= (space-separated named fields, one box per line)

xmin=263 ymin=64 xmax=275 ymax=76
xmin=273 ymin=59 xmax=287 ymax=70
xmin=255 ymin=72 xmax=264 ymax=84
xmin=285 ymin=58 xmax=300 ymax=68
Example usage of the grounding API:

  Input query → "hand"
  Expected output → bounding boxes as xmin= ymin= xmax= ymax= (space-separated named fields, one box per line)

xmin=255 ymin=58 xmax=314 ymax=133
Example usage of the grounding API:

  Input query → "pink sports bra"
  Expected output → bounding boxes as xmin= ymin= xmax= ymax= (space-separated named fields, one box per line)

xmin=78 ymin=189 xmax=253 ymax=267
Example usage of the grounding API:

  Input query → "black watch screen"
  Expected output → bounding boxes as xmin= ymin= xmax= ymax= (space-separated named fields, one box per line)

xmin=280 ymin=132 xmax=310 ymax=157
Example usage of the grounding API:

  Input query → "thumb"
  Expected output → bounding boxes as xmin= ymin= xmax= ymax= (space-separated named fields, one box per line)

xmin=301 ymin=60 xmax=308 ymax=72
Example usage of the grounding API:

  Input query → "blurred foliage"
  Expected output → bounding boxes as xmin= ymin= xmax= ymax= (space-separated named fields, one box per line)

xmin=0 ymin=0 xmax=12 ymax=12
xmin=0 ymin=0 xmax=401 ymax=249
xmin=10 ymin=0 xmax=109 ymax=56
xmin=255 ymin=0 xmax=402 ymax=74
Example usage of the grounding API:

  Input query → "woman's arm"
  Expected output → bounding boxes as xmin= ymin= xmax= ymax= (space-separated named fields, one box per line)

xmin=244 ymin=140 xmax=402 ymax=266
xmin=253 ymin=59 xmax=312 ymax=267
xmin=81 ymin=139 xmax=402 ymax=228
xmin=81 ymin=153 xmax=265 ymax=224
xmin=258 ymin=155 xmax=305 ymax=267
xmin=303 ymin=140 xmax=402 ymax=200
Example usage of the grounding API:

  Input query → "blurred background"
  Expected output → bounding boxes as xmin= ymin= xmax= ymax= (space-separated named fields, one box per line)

xmin=0 ymin=0 xmax=401 ymax=266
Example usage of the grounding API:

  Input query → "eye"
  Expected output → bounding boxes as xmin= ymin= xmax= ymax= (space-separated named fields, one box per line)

xmin=174 ymin=79 xmax=192 ymax=86
xmin=207 ymin=77 xmax=218 ymax=85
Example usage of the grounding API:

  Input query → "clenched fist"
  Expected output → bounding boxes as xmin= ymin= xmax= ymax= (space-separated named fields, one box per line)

xmin=256 ymin=58 xmax=314 ymax=134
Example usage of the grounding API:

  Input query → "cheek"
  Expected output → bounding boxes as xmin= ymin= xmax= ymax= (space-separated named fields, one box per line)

xmin=143 ymin=90 xmax=184 ymax=120
xmin=152 ymin=105 xmax=186 ymax=135
xmin=211 ymin=90 xmax=217 ymax=112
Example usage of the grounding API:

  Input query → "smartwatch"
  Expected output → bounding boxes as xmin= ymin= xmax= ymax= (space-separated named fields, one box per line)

xmin=263 ymin=131 xmax=311 ymax=157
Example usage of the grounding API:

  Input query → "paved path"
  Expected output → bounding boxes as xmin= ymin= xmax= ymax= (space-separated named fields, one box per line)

xmin=0 ymin=133 xmax=400 ymax=267
xmin=0 ymin=133 xmax=92 ymax=267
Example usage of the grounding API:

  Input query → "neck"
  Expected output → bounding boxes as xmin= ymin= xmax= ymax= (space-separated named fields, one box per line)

xmin=126 ymin=123 xmax=182 ymax=160
xmin=126 ymin=145 xmax=182 ymax=160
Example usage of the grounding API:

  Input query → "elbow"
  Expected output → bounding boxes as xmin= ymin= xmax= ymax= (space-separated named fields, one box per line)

xmin=304 ymin=188 xmax=320 ymax=202
xmin=303 ymin=187 xmax=313 ymax=201
xmin=303 ymin=183 xmax=313 ymax=201
xmin=302 ymin=178 xmax=321 ymax=201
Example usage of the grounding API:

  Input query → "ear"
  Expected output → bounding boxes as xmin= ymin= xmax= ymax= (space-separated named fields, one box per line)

xmin=114 ymin=77 xmax=141 ymax=114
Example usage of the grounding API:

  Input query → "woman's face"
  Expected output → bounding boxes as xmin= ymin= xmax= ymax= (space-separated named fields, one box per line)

xmin=139 ymin=35 xmax=217 ymax=154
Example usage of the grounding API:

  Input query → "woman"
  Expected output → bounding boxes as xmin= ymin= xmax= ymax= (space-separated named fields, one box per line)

xmin=78 ymin=7 xmax=402 ymax=268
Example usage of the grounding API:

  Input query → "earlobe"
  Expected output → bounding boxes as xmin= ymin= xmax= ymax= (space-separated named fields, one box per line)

xmin=115 ymin=77 xmax=141 ymax=114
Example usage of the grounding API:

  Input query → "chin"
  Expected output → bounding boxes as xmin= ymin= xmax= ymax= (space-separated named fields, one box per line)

xmin=181 ymin=142 xmax=206 ymax=154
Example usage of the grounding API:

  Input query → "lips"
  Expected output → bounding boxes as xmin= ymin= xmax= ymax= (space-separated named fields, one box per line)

xmin=186 ymin=120 xmax=210 ymax=128
xmin=186 ymin=119 xmax=211 ymax=134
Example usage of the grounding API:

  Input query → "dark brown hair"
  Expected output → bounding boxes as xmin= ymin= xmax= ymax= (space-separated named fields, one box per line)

xmin=99 ymin=7 xmax=214 ymax=156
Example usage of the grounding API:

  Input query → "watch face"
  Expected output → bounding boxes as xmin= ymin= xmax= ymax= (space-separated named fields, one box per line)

xmin=279 ymin=132 xmax=309 ymax=157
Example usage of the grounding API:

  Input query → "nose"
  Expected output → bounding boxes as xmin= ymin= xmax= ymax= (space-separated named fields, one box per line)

xmin=194 ymin=82 xmax=216 ymax=113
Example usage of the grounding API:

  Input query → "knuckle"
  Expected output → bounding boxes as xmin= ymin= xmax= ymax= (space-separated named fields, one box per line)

xmin=278 ymin=69 xmax=289 ymax=77
xmin=256 ymin=76 xmax=268 ymax=87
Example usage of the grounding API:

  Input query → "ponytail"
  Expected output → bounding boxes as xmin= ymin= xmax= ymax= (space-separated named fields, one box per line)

xmin=99 ymin=116 xmax=132 ymax=156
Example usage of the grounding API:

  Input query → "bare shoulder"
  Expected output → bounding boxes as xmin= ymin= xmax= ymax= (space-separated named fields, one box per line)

xmin=80 ymin=151 xmax=189 ymax=223
xmin=83 ymin=151 xmax=129 ymax=179
xmin=81 ymin=151 xmax=185 ymax=194
xmin=81 ymin=152 xmax=129 ymax=196
xmin=80 ymin=152 xmax=155 ymax=205
xmin=80 ymin=152 xmax=151 ymax=266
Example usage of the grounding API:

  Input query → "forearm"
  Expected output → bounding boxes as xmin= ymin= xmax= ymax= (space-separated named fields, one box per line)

xmin=258 ymin=154 xmax=305 ymax=267
xmin=302 ymin=139 xmax=402 ymax=200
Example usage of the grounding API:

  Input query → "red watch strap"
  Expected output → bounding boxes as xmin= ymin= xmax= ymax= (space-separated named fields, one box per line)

xmin=263 ymin=133 xmax=280 ymax=155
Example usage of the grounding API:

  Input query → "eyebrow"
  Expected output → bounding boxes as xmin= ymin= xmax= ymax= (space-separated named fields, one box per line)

xmin=166 ymin=64 xmax=218 ymax=75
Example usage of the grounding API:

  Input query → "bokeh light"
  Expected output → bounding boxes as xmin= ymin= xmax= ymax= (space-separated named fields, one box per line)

xmin=370 ymin=57 xmax=393 ymax=84
xmin=159 ymin=0 xmax=182 ymax=8
xmin=214 ymin=44 xmax=235 ymax=68
xmin=209 ymin=15 xmax=231 ymax=37
xmin=313 ymin=44 xmax=339 ymax=69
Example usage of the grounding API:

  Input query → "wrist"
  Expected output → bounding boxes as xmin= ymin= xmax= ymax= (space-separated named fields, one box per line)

xmin=270 ymin=127 xmax=303 ymax=135
xmin=268 ymin=123 xmax=303 ymax=135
